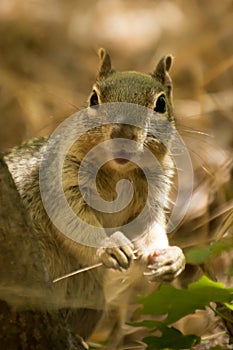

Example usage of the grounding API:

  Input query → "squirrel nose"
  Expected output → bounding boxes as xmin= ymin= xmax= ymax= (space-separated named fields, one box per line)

xmin=110 ymin=124 xmax=136 ymax=140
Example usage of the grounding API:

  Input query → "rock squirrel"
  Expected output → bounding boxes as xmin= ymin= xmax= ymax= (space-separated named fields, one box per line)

xmin=4 ymin=48 xmax=185 ymax=349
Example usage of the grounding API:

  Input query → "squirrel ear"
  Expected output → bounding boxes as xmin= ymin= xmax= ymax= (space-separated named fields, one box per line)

xmin=152 ymin=55 xmax=173 ymax=85
xmin=98 ymin=48 xmax=113 ymax=78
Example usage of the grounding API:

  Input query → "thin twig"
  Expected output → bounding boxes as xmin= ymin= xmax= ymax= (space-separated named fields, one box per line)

xmin=209 ymin=304 xmax=233 ymax=325
xmin=53 ymin=262 xmax=103 ymax=283
xmin=53 ymin=250 xmax=139 ymax=283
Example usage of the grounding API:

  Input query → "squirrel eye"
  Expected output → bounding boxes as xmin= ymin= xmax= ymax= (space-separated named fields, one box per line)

xmin=154 ymin=94 xmax=166 ymax=113
xmin=89 ymin=90 xmax=99 ymax=107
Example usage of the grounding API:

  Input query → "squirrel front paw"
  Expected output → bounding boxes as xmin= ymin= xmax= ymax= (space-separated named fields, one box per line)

xmin=97 ymin=231 xmax=135 ymax=271
xmin=143 ymin=246 xmax=185 ymax=282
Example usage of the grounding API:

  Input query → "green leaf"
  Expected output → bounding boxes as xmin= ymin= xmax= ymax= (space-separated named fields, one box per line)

xmin=185 ymin=239 xmax=233 ymax=265
xmin=224 ymin=302 xmax=233 ymax=311
xmin=138 ymin=276 xmax=233 ymax=325
xmin=143 ymin=322 xmax=200 ymax=350
xmin=185 ymin=247 xmax=210 ymax=264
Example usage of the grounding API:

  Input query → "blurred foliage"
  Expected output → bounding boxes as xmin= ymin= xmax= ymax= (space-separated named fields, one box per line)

xmin=131 ymin=276 xmax=233 ymax=349
xmin=137 ymin=276 xmax=233 ymax=325
xmin=185 ymin=238 xmax=233 ymax=265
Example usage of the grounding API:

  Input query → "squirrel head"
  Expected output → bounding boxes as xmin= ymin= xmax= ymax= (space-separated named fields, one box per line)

xmin=81 ymin=49 xmax=175 ymax=172
xmin=88 ymin=48 xmax=174 ymax=121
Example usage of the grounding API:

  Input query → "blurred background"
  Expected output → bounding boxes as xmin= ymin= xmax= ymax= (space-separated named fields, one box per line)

xmin=0 ymin=0 xmax=232 ymax=149
xmin=0 ymin=0 xmax=232 ymax=346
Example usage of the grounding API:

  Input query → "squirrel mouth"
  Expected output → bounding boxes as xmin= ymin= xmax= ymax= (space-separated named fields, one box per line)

xmin=114 ymin=158 xmax=130 ymax=165
xmin=112 ymin=151 xmax=135 ymax=165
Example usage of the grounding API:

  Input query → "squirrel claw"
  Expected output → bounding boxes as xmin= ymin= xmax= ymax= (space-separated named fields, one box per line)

xmin=97 ymin=231 xmax=135 ymax=271
xmin=144 ymin=246 xmax=185 ymax=282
